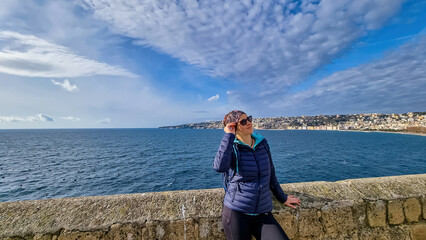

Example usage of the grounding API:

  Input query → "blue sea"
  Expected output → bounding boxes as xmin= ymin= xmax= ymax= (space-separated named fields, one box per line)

xmin=0 ymin=129 xmax=425 ymax=202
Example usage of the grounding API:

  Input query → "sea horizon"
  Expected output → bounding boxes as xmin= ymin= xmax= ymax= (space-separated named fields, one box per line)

xmin=1 ymin=128 xmax=425 ymax=203
xmin=1 ymin=127 xmax=425 ymax=135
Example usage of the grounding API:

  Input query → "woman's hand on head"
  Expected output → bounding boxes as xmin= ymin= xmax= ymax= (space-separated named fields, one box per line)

xmin=284 ymin=195 xmax=301 ymax=209
xmin=224 ymin=122 xmax=237 ymax=135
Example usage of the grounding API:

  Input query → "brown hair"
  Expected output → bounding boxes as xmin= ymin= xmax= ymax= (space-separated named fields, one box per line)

xmin=223 ymin=110 xmax=246 ymax=127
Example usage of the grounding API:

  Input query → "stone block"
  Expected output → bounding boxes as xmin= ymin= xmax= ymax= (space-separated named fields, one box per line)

xmin=146 ymin=218 xmax=198 ymax=240
xmin=366 ymin=200 xmax=386 ymax=227
xmin=104 ymin=223 xmax=148 ymax=240
xmin=321 ymin=232 xmax=359 ymax=240
xmin=274 ymin=211 xmax=297 ymax=239
xmin=197 ymin=218 xmax=225 ymax=240
xmin=57 ymin=230 xmax=104 ymax=240
xmin=358 ymin=226 xmax=410 ymax=240
xmin=404 ymin=198 xmax=421 ymax=222
xmin=146 ymin=221 xmax=163 ymax=239
xmin=321 ymin=201 xmax=355 ymax=236
xmin=387 ymin=200 xmax=404 ymax=225
xmin=297 ymin=209 xmax=323 ymax=237
xmin=411 ymin=224 xmax=426 ymax=240
xmin=155 ymin=218 xmax=197 ymax=240
xmin=421 ymin=197 xmax=426 ymax=220
xmin=351 ymin=202 xmax=367 ymax=228
xmin=295 ymin=236 xmax=317 ymax=240
xmin=34 ymin=234 xmax=53 ymax=240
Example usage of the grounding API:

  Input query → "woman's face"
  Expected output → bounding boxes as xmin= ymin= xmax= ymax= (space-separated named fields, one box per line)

xmin=236 ymin=114 xmax=253 ymax=135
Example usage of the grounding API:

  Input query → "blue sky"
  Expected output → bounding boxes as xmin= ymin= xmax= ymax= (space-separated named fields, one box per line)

xmin=0 ymin=0 xmax=425 ymax=128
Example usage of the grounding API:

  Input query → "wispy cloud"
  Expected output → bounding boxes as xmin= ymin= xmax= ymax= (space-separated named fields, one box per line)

xmin=0 ymin=31 xmax=137 ymax=78
xmin=51 ymin=79 xmax=78 ymax=92
xmin=96 ymin=118 xmax=111 ymax=124
xmin=80 ymin=0 xmax=403 ymax=91
xmin=360 ymin=34 xmax=419 ymax=47
xmin=0 ymin=114 xmax=54 ymax=122
xmin=270 ymin=36 xmax=426 ymax=115
xmin=60 ymin=116 xmax=81 ymax=121
xmin=208 ymin=94 xmax=219 ymax=102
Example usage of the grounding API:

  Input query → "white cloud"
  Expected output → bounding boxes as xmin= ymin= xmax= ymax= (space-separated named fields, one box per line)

xmin=269 ymin=36 xmax=426 ymax=116
xmin=0 ymin=114 xmax=54 ymax=122
xmin=208 ymin=94 xmax=219 ymax=102
xmin=0 ymin=31 xmax=137 ymax=78
xmin=80 ymin=0 xmax=403 ymax=90
xmin=38 ymin=114 xmax=54 ymax=122
xmin=60 ymin=116 xmax=81 ymax=121
xmin=96 ymin=118 xmax=111 ymax=124
xmin=51 ymin=79 xmax=78 ymax=92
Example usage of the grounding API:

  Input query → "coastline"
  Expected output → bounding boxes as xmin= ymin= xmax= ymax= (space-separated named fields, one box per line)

xmin=337 ymin=129 xmax=426 ymax=137
xmin=255 ymin=128 xmax=426 ymax=137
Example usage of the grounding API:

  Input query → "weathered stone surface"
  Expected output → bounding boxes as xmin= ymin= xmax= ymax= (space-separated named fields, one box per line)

xmin=282 ymin=181 xmax=361 ymax=203
xmin=33 ymin=234 xmax=53 ymax=240
xmin=387 ymin=200 xmax=404 ymax=225
xmin=104 ymin=223 xmax=148 ymax=240
xmin=140 ymin=218 xmax=199 ymax=240
xmin=404 ymin=198 xmax=421 ymax=222
xmin=57 ymin=230 xmax=104 ymax=240
xmin=274 ymin=211 xmax=297 ymax=239
xmin=321 ymin=201 xmax=355 ymax=236
xmin=0 ymin=174 xmax=425 ymax=240
xmin=297 ymin=209 xmax=322 ymax=237
xmin=351 ymin=202 xmax=367 ymax=228
xmin=161 ymin=218 xmax=197 ymax=240
xmin=367 ymin=200 xmax=386 ymax=227
xmin=146 ymin=221 xmax=166 ymax=239
xmin=358 ymin=226 xmax=410 ymax=240
xmin=197 ymin=218 xmax=225 ymax=240
xmin=410 ymin=224 xmax=426 ymax=240
xmin=341 ymin=174 xmax=426 ymax=201
xmin=294 ymin=236 xmax=317 ymax=240
xmin=422 ymin=197 xmax=426 ymax=220
xmin=2 ymin=238 xmax=28 ymax=240
xmin=0 ymin=189 xmax=224 ymax=238
xmin=320 ymin=231 xmax=359 ymax=240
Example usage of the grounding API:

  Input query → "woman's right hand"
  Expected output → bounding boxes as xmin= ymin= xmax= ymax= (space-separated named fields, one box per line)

xmin=284 ymin=195 xmax=301 ymax=209
xmin=224 ymin=122 xmax=237 ymax=135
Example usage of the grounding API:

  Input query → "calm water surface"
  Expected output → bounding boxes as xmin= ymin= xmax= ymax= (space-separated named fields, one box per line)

xmin=0 ymin=129 xmax=425 ymax=202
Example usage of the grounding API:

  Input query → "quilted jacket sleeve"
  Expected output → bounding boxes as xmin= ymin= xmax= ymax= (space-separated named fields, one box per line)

xmin=213 ymin=133 xmax=236 ymax=173
xmin=265 ymin=140 xmax=288 ymax=203
xmin=270 ymin=159 xmax=288 ymax=203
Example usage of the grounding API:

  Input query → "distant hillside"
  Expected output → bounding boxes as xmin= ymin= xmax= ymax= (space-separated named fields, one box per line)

xmin=160 ymin=121 xmax=222 ymax=129
xmin=159 ymin=112 xmax=426 ymax=133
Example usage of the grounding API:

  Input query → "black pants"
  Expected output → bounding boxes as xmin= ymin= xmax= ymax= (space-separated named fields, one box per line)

xmin=222 ymin=205 xmax=290 ymax=240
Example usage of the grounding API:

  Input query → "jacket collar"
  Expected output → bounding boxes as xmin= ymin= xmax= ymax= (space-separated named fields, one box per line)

xmin=234 ymin=132 xmax=264 ymax=149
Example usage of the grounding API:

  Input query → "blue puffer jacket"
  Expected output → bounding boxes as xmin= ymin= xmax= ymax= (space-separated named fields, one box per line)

xmin=213 ymin=132 xmax=288 ymax=214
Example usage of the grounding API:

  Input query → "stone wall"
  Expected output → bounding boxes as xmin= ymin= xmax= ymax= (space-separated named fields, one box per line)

xmin=1 ymin=174 xmax=425 ymax=240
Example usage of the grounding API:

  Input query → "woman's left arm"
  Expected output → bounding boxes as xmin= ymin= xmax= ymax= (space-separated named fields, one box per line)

xmin=268 ymin=142 xmax=301 ymax=209
xmin=270 ymin=159 xmax=288 ymax=203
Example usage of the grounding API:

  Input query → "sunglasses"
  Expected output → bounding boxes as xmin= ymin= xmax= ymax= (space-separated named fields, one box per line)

xmin=238 ymin=116 xmax=252 ymax=126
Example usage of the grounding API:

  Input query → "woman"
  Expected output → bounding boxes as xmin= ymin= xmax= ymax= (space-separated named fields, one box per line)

xmin=213 ymin=110 xmax=300 ymax=240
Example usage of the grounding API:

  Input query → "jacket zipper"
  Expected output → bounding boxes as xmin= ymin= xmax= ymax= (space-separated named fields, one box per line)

xmin=253 ymin=147 xmax=261 ymax=214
